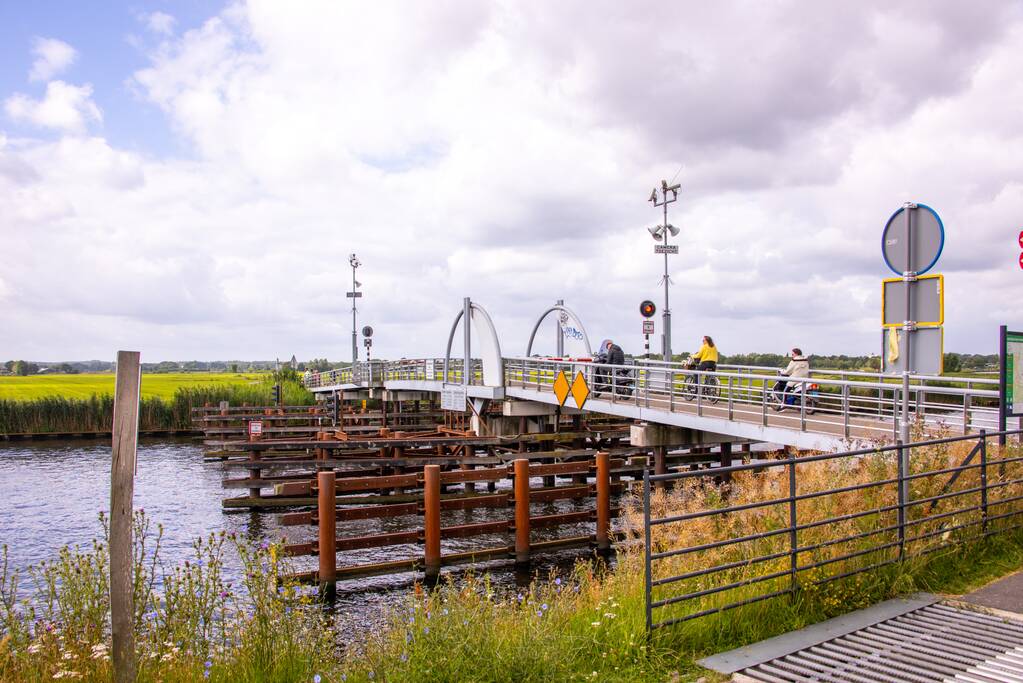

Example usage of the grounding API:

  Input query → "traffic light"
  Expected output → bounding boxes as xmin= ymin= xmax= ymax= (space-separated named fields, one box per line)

xmin=271 ymin=384 xmax=282 ymax=406
xmin=323 ymin=391 xmax=339 ymax=426
xmin=640 ymin=300 xmax=657 ymax=318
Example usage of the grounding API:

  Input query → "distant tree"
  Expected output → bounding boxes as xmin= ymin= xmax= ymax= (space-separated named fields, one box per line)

xmin=56 ymin=363 xmax=77 ymax=374
xmin=943 ymin=353 xmax=962 ymax=373
xmin=3 ymin=360 xmax=13 ymax=372
xmin=230 ymin=363 xmax=239 ymax=373
xmin=12 ymin=360 xmax=29 ymax=376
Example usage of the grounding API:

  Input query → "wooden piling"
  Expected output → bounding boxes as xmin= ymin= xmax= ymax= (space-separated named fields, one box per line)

xmin=317 ymin=471 xmax=337 ymax=590
xmin=424 ymin=464 xmax=441 ymax=580
xmin=596 ymin=451 xmax=611 ymax=553
xmin=513 ymin=458 xmax=531 ymax=565
xmin=653 ymin=446 xmax=667 ymax=490
xmin=111 ymin=350 xmax=141 ymax=683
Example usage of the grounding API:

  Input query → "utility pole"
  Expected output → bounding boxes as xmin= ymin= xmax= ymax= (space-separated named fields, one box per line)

xmin=648 ymin=180 xmax=680 ymax=362
xmin=348 ymin=254 xmax=362 ymax=365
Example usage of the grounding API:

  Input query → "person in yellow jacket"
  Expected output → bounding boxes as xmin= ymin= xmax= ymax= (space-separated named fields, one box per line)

xmin=692 ymin=336 xmax=719 ymax=372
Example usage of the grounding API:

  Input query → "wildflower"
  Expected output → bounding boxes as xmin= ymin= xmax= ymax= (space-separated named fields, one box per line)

xmin=205 ymin=660 xmax=213 ymax=669
xmin=554 ymin=578 xmax=561 ymax=585
xmin=314 ymin=675 xmax=322 ymax=683
xmin=368 ymin=672 xmax=375 ymax=680
xmin=591 ymin=622 xmax=601 ymax=627
xmin=424 ymin=627 xmax=429 ymax=634
xmin=537 ymin=611 xmax=543 ymax=617
xmin=541 ymin=603 xmax=548 ymax=611
xmin=204 ymin=671 xmax=210 ymax=680
xmin=442 ymin=608 xmax=448 ymax=615
xmin=27 ymin=643 xmax=41 ymax=654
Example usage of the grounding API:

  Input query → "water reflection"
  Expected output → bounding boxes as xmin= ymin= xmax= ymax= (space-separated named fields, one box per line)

xmin=0 ymin=438 xmax=612 ymax=632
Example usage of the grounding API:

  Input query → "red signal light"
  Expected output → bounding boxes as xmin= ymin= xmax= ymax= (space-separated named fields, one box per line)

xmin=639 ymin=300 xmax=657 ymax=318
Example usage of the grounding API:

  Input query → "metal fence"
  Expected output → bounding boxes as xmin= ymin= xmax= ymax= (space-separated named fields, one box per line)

xmin=642 ymin=429 xmax=1023 ymax=632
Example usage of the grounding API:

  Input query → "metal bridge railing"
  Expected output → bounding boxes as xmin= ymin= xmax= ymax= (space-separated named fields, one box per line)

xmin=642 ymin=428 xmax=1023 ymax=633
xmin=503 ymin=357 xmax=1000 ymax=440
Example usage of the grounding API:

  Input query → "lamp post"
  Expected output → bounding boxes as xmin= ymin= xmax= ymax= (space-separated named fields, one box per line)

xmin=348 ymin=254 xmax=362 ymax=365
xmin=648 ymin=180 xmax=681 ymax=361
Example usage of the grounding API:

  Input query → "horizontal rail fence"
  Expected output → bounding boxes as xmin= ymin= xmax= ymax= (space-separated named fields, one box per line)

xmin=643 ymin=429 xmax=1023 ymax=632
xmin=280 ymin=453 xmax=620 ymax=584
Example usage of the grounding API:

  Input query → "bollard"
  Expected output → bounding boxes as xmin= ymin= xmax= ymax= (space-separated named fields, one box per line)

xmin=248 ymin=449 xmax=261 ymax=500
xmin=513 ymin=458 xmax=531 ymax=565
xmin=424 ymin=465 xmax=441 ymax=580
xmin=317 ymin=471 xmax=337 ymax=592
xmin=596 ymin=452 xmax=611 ymax=554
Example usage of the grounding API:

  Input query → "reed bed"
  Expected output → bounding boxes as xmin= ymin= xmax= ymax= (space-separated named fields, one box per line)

xmin=0 ymin=375 xmax=313 ymax=434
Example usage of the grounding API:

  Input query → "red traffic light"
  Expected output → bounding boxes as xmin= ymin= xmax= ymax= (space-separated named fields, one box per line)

xmin=640 ymin=300 xmax=657 ymax=318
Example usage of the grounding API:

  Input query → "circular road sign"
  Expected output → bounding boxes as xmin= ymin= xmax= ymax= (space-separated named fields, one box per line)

xmin=639 ymin=300 xmax=657 ymax=318
xmin=1018 ymin=229 xmax=1023 ymax=249
xmin=882 ymin=204 xmax=944 ymax=275
xmin=361 ymin=325 xmax=374 ymax=338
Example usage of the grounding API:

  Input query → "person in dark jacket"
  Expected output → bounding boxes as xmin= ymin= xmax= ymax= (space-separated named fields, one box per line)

xmin=605 ymin=339 xmax=625 ymax=366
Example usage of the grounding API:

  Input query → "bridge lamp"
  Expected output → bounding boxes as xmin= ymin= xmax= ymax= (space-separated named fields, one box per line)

xmin=349 ymin=254 xmax=362 ymax=364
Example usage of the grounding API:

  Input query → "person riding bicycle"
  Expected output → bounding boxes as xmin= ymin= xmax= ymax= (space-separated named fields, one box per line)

xmin=691 ymin=336 xmax=719 ymax=372
xmin=773 ymin=348 xmax=809 ymax=396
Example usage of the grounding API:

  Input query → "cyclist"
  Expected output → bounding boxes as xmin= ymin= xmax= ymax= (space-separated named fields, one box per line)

xmin=691 ymin=336 xmax=719 ymax=372
xmin=774 ymin=348 xmax=809 ymax=396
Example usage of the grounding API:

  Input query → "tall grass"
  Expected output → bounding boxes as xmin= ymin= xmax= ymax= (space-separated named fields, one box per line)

xmin=0 ymin=372 xmax=313 ymax=434
xmin=2 ymin=441 xmax=1022 ymax=682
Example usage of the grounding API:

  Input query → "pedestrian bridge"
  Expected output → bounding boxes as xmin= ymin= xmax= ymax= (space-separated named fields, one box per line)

xmin=302 ymin=299 xmax=1001 ymax=451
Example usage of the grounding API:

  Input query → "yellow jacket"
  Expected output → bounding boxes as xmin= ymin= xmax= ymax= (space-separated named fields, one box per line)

xmin=693 ymin=343 xmax=719 ymax=364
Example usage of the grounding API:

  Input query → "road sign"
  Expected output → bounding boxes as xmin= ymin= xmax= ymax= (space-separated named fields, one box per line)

xmin=346 ymin=292 xmax=363 ymax=298
xmin=1004 ymin=329 xmax=1023 ymax=417
xmin=882 ymin=204 xmax=944 ymax=275
xmin=441 ymin=385 xmax=467 ymax=411
xmin=642 ymin=320 xmax=654 ymax=335
xmin=1019 ymin=230 xmax=1023 ymax=249
xmin=882 ymin=327 xmax=943 ymax=375
xmin=882 ymin=274 xmax=944 ymax=327
xmin=570 ymin=371 xmax=590 ymax=409
xmin=362 ymin=325 xmax=374 ymax=337
xmin=363 ymin=338 xmax=372 ymax=347
xmin=640 ymin=300 xmax=656 ymax=318
xmin=248 ymin=420 xmax=263 ymax=438
xmin=654 ymin=244 xmax=679 ymax=255
xmin=553 ymin=369 xmax=571 ymax=406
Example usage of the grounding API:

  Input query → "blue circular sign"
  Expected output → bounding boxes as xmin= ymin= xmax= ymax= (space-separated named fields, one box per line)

xmin=881 ymin=203 xmax=944 ymax=275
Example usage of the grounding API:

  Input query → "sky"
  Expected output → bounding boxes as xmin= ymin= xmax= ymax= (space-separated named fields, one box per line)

xmin=1 ymin=1 xmax=1022 ymax=363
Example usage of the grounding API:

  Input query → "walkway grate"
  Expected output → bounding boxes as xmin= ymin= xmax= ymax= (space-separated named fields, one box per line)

xmin=737 ymin=603 xmax=1023 ymax=682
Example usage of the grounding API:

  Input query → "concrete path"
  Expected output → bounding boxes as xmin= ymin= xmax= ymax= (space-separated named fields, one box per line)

xmin=961 ymin=569 xmax=1023 ymax=615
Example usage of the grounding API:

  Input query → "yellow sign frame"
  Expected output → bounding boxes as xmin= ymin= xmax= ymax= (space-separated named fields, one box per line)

xmin=881 ymin=273 xmax=944 ymax=328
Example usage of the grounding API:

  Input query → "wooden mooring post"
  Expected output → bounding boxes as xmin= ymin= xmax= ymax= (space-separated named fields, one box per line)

xmin=424 ymin=464 xmax=441 ymax=580
xmin=513 ymin=458 xmax=531 ymax=565
xmin=595 ymin=451 xmax=611 ymax=553
xmin=317 ymin=471 xmax=337 ymax=596
xmin=111 ymin=351 xmax=141 ymax=683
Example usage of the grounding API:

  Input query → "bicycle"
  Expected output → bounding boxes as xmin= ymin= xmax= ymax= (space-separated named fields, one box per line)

xmin=681 ymin=358 xmax=720 ymax=404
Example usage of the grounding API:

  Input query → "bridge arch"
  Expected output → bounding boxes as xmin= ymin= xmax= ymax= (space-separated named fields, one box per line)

xmin=525 ymin=304 xmax=593 ymax=358
xmin=443 ymin=300 xmax=504 ymax=386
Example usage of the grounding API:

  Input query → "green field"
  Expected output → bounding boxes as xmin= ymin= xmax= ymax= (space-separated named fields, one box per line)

xmin=0 ymin=372 xmax=267 ymax=401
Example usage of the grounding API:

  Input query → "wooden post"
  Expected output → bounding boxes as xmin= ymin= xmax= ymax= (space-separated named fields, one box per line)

xmin=513 ymin=458 xmax=531 ymax=565
xmin=653 ymin=446 xmax=667 ymax=490
xmin=111 ymin=350 xmax=140 ymax=683
xmin=719 ymin=442 xmax=733 ymax=483
xmin=595 ymin=452 xmax=611 ymax=554
xmin=424 ymin=465 xmax=441 ymax=580
xmin=317 ymin=471 xmax=336 ymax=595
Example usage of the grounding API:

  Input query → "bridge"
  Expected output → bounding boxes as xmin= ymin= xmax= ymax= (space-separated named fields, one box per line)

xmin=303 ymin=299 xmax=1001 ymax=452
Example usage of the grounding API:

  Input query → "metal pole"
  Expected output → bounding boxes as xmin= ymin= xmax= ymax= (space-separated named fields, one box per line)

xmin=351 ymin=261 xmax=358 ymax=365
xmin=463 ymin=297 xmax=471 ymax=386
xmin=662 ymin=201 xmax=672 ymax=362
xmin=999 ymin=325 xmax=1008 ymax=446
xmin=555 ymin=299 xmax=564 ymax=357
xmin=979 ymin=430 xmax=988 ymax=532
xmin=899 ymin=203 xmax=914 ymax=506
xmin=643 ymin=469 xmax=653 ymax=634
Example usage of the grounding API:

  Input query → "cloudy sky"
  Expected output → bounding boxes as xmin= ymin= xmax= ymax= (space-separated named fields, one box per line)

xmin=2 ymin=1 xmax=1021 ymax=363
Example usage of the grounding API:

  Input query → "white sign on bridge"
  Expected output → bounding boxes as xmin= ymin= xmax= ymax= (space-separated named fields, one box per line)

xmin=441 ymin=384 xmax=467 ymax=411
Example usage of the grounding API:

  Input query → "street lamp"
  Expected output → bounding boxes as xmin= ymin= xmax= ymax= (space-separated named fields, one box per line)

xmin=648 ymin=180 xmax=681 ymax=361
xmin=348 ymin=254 xmax=362 ymax=364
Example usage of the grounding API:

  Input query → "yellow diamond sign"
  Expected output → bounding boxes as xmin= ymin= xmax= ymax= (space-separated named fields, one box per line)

xmin=553 ymin=369 xmax=571 ymax=406
xmin=570 ymin=371 xmax=590 ymax=409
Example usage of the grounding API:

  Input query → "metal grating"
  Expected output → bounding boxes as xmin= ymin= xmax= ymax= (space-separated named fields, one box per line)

xmin=739 ymin=603 xmax=1023 ymax=682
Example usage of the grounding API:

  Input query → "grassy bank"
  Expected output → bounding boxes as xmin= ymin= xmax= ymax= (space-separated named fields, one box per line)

xmin=0 ymin=372 xmax=313 ymax=434
xmin=0 ymin=373 xmax=266 ymax=402
xmin=2 ymin=441 xmax=1021 ymax=682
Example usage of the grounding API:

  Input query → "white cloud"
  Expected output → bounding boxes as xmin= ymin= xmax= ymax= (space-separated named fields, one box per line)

xmin=1 ymin=2 xmax=1022 ymax=361
xmin=5 ymin=81 xmax=102 ymax=133
xmin=28 ymin=37 xmax=77 ymax=82
xmin=144 ymin=11 xmax=177 ymax=36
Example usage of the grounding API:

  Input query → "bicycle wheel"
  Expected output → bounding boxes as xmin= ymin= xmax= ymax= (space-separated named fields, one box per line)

xmin=682 ymin=375 xmax=698 ymax=401
xmin=704 ymin=377 xmax=721 ymax=404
